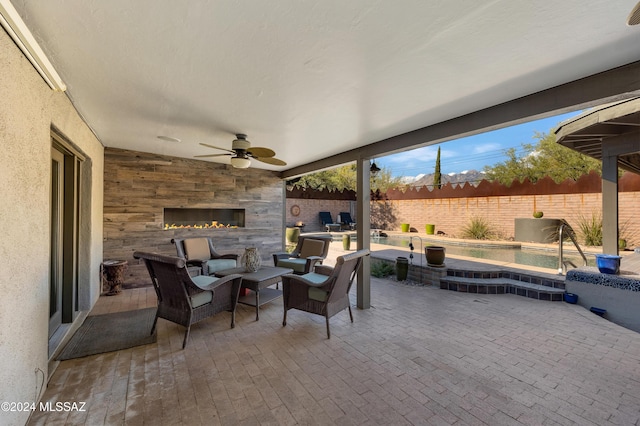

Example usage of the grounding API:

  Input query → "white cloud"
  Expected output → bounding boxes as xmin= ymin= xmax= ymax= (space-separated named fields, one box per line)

xmin=471 ymin=142 xmax=501 ymax=154
xmin=385 ymin=146 xmax=438 ymax=164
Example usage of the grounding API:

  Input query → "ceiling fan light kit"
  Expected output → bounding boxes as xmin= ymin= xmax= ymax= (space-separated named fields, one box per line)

xmin=230 ymin=156 xmax=251 ymax=168
xmin=196 ymin=133 xmax=286 ymax=168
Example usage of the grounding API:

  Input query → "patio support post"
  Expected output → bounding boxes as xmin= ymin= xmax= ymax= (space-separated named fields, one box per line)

xmin=281 ymin=181 xmax=287 ymax=250
xmin=601 ymin=150 xmax=618 ymax=255
xmin=356 ymin=157 xmax=371 ymax=309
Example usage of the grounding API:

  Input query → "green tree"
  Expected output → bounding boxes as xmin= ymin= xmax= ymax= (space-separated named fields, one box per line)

xmin=292 ymin=163 xmax=404 ymax=193
xmin=433 ymin=146 xmax=442 ymax=189
xmin=483 ymin=131 xmax=602 ymax=185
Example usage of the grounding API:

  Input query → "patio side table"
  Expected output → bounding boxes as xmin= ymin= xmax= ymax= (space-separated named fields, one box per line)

xmin=215 ymin=266 xmax=293 ymax=320
xmin=101 ymin=260 xmax=128 ymax=296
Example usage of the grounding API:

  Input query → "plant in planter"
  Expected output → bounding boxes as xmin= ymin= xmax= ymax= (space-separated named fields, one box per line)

xmin=619 ymin=238 xmax=627 ymax=250
xmin=533 ymin=211 xmax=544 ymax=218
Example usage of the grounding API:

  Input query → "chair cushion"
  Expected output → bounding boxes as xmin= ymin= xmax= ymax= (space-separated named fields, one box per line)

xmin=301 ymin=272 xmax=329 ymax=284
xmin=190 ymin=290 xmax=214 ymax=308
xmin=205 ymin=258 xmax=237 ymax=273
xmin=191 ymin=274 xmax=218 ymax=287
xmin=299 ymin=272 xmax=329 ymax=302
xmin=299 ymin=239 xmax=325 ymax=259
xmin=308 ymin=287 xmax=329 ymax=302
xmin=276 ymin=258 xmax=308 ymax=273
xmin=183 ymin=238 xmax=210 ymax=260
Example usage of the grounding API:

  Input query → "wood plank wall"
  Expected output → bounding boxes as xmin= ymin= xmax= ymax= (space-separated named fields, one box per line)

xmin=104 ymin=148 xmax=284 ymax=287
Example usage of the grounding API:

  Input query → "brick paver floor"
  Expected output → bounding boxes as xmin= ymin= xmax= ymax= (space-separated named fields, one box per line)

xmin=29 ymin=248 xmax=640 ymax=425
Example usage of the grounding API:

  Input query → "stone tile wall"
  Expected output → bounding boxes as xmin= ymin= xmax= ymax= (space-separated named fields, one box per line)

xmin=104 ymin=148 xmax=284 ymax=286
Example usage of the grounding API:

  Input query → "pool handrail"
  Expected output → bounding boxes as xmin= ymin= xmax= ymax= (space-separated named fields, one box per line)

xmin=558 ymin=220 xmax=588 ymax=275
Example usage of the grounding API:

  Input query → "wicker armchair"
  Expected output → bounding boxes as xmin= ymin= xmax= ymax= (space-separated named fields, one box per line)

xmin=172 ymin=237 xmax=239 ymax=276
xmin=282 ymin=249 xmax=369 ymax=338
xmin=134 ymin=251 xmax=243 ymax=349
xmin=273 ymin=234 xmax=332 ymax=275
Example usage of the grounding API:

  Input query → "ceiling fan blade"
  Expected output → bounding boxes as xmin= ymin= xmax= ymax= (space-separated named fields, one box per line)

xmin=255 ymin=156 xmax=287 ymax=166
xmin=199 ymin=143 xmax=234 ymax=154
xmin=194 ymin=153 xmax=232 ymax=158
xmin=247 ymin=147 xmax=276 ymax=158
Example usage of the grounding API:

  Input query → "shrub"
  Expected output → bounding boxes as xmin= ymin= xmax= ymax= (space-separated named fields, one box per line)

xmin=371 ymin=260 xmax=395 ymax=278
xmin=461 ymin=216 xmax=497 ymax=240
xmin=574 ymin=211 xmax=602 ymax=246
xmin=619 ymin=218 xmax=638 ymax=248
xmin=533 ymin=211 xmax=544 ymax=218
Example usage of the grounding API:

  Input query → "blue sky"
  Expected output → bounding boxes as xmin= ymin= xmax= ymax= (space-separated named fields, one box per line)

xmin=376 ymin=111 xmax=580 ymax=179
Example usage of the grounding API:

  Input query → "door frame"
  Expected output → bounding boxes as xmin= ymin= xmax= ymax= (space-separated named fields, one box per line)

xmin=50 ymin=134 xmax=84 ymax=331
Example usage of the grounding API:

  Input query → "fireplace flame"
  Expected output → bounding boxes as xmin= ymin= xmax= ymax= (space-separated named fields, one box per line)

xmin=164 ymin=221 xmax=238 ymax=230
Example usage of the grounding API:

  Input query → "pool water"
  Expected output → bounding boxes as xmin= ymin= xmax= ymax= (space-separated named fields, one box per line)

xmin=372 ymin=236 xmax=595 ymax=270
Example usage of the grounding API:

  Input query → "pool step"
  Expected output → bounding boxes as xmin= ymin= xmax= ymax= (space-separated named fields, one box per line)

xmin=440 ymin=271 xmax=566 ymax=301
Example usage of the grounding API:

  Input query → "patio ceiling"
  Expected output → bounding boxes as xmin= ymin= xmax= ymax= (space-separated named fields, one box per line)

xmin=555 ymin=97 xmax=640 ymax=174
xmin=8 ymin=1 xmax=640 ymax=176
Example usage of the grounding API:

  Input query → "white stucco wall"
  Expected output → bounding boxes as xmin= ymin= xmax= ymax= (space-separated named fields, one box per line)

xmin=0 ymin=30 xmax=103 ymax=425
xmin=565 ymin=279 xmax=640 ymax=333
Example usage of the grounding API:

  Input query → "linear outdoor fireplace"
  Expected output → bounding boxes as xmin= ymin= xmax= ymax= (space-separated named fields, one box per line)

xmin=163 ymin=208 xmax=245 ymax=229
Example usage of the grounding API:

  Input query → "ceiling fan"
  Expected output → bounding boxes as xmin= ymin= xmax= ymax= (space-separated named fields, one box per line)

xmin=195 ymin=134 xmax=286 ymax=168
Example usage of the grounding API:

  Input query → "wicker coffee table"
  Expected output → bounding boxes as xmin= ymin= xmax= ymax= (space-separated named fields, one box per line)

xmin=215 ymin=266 xmax=293 ymax=320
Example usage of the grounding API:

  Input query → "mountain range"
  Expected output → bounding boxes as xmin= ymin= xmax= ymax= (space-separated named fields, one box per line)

xmin=403 ymin=170 xmax=486 ymax=188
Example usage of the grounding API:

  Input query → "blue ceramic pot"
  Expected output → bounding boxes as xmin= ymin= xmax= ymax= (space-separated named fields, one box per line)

xmin=595 ymin=254 xmax=621 ymax=275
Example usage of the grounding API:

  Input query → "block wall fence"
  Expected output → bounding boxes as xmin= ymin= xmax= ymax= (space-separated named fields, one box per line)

xmin=286 ymin=171 xmax=640 ymax=247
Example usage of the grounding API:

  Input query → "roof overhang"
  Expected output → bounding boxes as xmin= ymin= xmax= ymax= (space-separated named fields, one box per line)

xmin=555 ymin=97 xmax=640 ymax=174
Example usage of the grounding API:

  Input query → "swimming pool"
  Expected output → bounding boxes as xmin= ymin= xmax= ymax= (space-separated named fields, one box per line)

xmin=371 ymin=235 xmax=595 ymax=270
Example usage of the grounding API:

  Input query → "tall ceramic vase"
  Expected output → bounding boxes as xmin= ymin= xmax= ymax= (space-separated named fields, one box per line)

xmin=243 ymin=247 xmax=262 ymax=272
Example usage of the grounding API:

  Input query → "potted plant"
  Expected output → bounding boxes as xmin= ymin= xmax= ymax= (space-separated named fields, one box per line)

xmin=619 ymin=238 xmax=627 ymax=250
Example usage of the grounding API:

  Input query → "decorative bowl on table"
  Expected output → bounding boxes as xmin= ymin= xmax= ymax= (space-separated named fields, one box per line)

xmin=594 ymin=254 xmax=621 ymax=275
